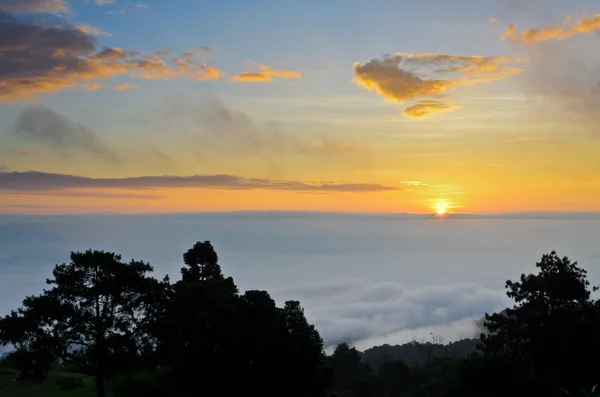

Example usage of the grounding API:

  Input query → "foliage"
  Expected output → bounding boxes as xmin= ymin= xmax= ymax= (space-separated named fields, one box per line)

xmin=1 ymin=244 xmax=599 ymax=397
xmin=0 ymin=250 xmax=167 ymax=397
xmin=56 ymin=374 xmax=84 ymax=390
xmin=479 ymin=251 xmax=600 ymax=391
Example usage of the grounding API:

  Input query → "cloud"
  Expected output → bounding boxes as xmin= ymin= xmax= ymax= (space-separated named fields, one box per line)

xmin=73 ymin=23 xmax=111 ymax=37
xmin=112 ymin=83 xmax=138 ymax=90
xmin=0 ymin=0 xmax=69 ymax=14
xmin=402 ymin=101 xmax=462 ymax=119
xmin=272 ymin=281 xmax=509 ymax=348
xmin=232 ymin=63 xmax=302 ymax=83
xmin=94 ymin=0 xmax=116 ymax=4
xmin=134 ymin=3 xmax=149 ymax=8
xmin=501 ymin=14 xmax=600 ymax=44
xmin=8 ymin=150 xmax=40 ymax=156
xmin=0 ymin=171 xmax=400 ymax=193
xmin=13 ymin=106 xmax=120 ymax=163
xmin=80 ymin=81 xmax=104 ymax=91
xmin=353 ymin=53 xmax=522 ymax=118
xmin=500 ymin=11 xmax=600 ymax=136
xmin=156 ymin=96 xmax=368 ymax=162
xmin=0 ymin=12 xmax=222 ymax=102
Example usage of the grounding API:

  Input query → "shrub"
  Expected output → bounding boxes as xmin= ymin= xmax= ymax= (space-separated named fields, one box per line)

xmin=55 ymin=374 xmax=84 ymax=390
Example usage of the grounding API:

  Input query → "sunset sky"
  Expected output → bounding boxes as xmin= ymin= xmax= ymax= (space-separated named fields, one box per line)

xmin=1 ymin=0 xmax=600 ymax=214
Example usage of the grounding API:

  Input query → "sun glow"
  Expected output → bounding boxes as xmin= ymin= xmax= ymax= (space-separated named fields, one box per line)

xmin=435 ymin=202 xmax=448 ymax=215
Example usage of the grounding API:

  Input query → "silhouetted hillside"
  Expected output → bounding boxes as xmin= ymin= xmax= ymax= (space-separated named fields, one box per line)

xmin=361 ymin=338 xmax=480 ymax=368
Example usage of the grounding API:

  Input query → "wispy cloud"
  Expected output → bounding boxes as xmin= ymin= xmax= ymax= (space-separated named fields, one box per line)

xmin=156 ymin=96 xmax=368 ymax=166
xmin=402 ymin=101 xmax=462 ymax=119
xmin=232 ymin=63 xmax=302 ymax=83
xmin=12 ymin=106 xmax=120 ymax=164
xmin=112 ymin=83 xmax=138 ymax=91
xmin=0 ymin=171 xmax=401 ymax=193
xmin=0 ymin=0 xmax=69 ymax=14
xmin=73 ymin=23 xmax=111 ymax=37
xmin=499 ymin=10 xmax=600 ymax=136
xmin=94 ymin=0 xmax=116 ymax=5
xmin=501 ymin=14 xmax=600 ymax=44
xmin=353 ymin=53 xmax=522 ymax=118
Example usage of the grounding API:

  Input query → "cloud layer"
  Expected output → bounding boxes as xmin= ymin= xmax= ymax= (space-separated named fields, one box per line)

xmin=353 ymin=53 xmax=521 ymax=118
xmin=1 ymin=213 xmax=598 ymax=349
xmin=0 ymin=171 xmax=400 ymax=193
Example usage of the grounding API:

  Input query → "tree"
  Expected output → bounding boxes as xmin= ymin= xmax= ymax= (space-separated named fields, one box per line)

xmin=0 ymin=250 xmax=164 ymax=397
xmin=154 ymin=241 xmax=241 ymax=397
xmin=479 ymin=251 xmax=600 ymax=390
xmin=378 ymin=359 xmax=411 ymax=397
xmin=328 ymin=343 xmax=377 ymax=397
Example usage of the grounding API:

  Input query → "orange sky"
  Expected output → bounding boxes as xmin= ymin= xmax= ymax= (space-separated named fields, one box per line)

xmin=1 ymin=2 xmax=600 ymax=214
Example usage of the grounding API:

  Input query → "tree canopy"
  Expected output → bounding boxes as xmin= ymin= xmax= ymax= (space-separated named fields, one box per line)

xmin=1 ymin=246 xmax=599 ymax=397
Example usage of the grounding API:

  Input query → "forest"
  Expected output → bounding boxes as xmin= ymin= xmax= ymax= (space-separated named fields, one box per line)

xmin=0 ymin=241 xmax=599 ymax=397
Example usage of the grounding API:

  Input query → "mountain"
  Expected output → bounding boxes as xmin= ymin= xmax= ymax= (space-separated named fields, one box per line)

xmin=361 ymin=338 xmax=480 ymax=368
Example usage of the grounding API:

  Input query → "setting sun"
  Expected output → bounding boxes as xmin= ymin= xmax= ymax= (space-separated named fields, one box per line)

xmin=436 ymin=203 xmax=448 ymax=215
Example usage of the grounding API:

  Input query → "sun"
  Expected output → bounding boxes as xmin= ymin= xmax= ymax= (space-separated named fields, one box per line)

xmin=435 ymin=203 xmax=448 ymax=216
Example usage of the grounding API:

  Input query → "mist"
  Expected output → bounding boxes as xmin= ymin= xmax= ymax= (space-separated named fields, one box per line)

xmin=0 ymin=212 xmax=598 ymax=350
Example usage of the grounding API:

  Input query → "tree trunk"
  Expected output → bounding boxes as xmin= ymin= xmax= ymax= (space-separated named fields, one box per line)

xmin=95 ymin=370 xmax=105 ymax=397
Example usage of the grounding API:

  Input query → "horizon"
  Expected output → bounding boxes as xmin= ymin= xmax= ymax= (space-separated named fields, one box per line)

xmin=2 ymin=211 xmax=599 ymax=351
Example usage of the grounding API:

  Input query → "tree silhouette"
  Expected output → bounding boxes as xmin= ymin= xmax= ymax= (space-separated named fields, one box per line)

xmin=0 ymin=250 xmax=162 ymax=397
xmin=479 ymin=251 xmax=600 ymax=390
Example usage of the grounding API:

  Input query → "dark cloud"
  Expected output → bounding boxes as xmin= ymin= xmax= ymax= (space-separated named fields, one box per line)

xmin=0 ymin=171 xmax=400 ymax=193
xmin=0 ymin=12 xmax=221 ymax=101
xmin=2 ymin=190 xmax=162 ymax=199
xmin=13 ymin=106 xmax=121 ymax=163
xmin=0 ymin=0 xmax=69 ymax=14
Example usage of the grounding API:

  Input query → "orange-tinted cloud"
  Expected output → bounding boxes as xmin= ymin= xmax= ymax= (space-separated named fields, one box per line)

xmin=232 ymin=63 xmax=301 ymax=83
xmin=80 ymin=81 xmax=104 ymax=91
xmin=112 ymin=83 xmax=138 ymax=90
xmin=353 ymin=53 xmax=521 ymax=118
xmin=501 ymin=14 xmax=600 ymax=44
xmin=402 ymin=101 xmax=462 ymax=119
xmin=232 ymin=72 xmax=274 ymax=82
xmin=0 ymin=13 xmax=224 ymax=102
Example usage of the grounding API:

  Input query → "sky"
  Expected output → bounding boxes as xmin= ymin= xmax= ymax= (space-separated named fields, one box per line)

xmin=1 ymin=0 xmax=600 ymax=214
xmin=1 ymin=0 xmax=600 ymax=352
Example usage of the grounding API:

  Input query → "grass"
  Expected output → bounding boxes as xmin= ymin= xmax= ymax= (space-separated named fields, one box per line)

xmin=0 ymin=368 xmax=112 ymax=397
